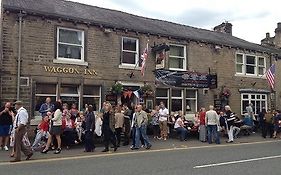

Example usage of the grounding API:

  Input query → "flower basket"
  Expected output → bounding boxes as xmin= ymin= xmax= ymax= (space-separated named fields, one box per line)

xmin=141 ymin=85 xmax=154 ymax=97
xmin=111 ymin=83 xmax=123 ymax=95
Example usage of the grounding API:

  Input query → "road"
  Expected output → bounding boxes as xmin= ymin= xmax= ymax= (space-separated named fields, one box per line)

xmin=1 ymin=140 xmax=281 ymax=175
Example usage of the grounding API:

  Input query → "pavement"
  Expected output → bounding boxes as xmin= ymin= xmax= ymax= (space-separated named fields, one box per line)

xmin=1 ymin=133 xmax=281 ymax=175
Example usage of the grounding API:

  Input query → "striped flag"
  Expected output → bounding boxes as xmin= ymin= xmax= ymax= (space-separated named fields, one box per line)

xmin=141 ymin=43 xmax=148 ymax=76
xmin=266 ymin=64 xmax=275 ymax=89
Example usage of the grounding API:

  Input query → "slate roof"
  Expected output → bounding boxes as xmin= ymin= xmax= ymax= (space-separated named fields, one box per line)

xmin=2 ymin=0 xmax=279 ymax=54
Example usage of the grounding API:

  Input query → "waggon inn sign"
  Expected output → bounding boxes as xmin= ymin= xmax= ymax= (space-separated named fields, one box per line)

xmin=44 ymin=66 xmax=98 ymax=76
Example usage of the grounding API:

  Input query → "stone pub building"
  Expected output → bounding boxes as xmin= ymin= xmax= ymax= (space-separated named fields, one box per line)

xmin=0 ymin=0 xmax=280 ymax=118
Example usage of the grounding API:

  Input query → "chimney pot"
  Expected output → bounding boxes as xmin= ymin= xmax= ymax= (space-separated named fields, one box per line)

xmin=266 ymin=32 xmax=270 ymax=38
xmin=278 ymin=22 xmax=281 ymax=28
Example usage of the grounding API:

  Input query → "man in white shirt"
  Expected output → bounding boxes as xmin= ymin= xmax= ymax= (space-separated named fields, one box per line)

xmin=158 ymin=102 xmax=169 ymax=140
xmin=205 ymin=105 xmax=220 ymax=144
xmin=11 ymin=101 xmax=33 ymax=162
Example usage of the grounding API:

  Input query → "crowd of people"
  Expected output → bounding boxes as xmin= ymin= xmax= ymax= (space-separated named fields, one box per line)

xmin=1 ymin=97 xmax=281 ymax=162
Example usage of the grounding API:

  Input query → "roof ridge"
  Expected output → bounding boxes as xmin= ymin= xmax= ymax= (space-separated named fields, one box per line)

xmin=63 ymin=0 xmax=225 ymax=37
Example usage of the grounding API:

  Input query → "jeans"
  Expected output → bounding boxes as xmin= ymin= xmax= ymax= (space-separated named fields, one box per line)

xmin=233 ymin=126 xmax=240 ymax=138
xmin=176 ymin=127 xmax=188 ymax=141
xmin=134 ymin=125 xmax=151 ymax=148
xmin=207 ymin=125 xmax=220 ymax=144
xmin=32 ymin=130 xmax=48 ymax=148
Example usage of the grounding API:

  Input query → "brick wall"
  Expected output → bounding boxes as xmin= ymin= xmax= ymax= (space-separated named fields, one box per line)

xmin=1 ymin=12 xmax=275 ymax=115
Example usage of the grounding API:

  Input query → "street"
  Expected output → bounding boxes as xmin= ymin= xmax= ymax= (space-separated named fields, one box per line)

xmin=1 ymin=137 xmax=281 ymax=175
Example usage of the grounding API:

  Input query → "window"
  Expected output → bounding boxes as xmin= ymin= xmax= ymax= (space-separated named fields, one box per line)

xmin=121 ymin=37 xmax=139 ymax=66
xmin=169 ymin=45 xmax=186 ymax=70
xmin=236 ymin=54 xmax=244 ymax=73
xmin=35 ymin=84 xmax=57 ymax=116
xmin=83 ymin=86 xmax=101 ymax=111
xmin=171 ymin=89 xmax=183 ymax=112
xmin=245 ymin=55 xmax=256 ymax=75
xmin=156 ymin=88 xmax=169 ymax=109
xmin=186 ymin=89 xmax=197 ymax=113
xmin=258 ymin=57 xmax=266 ymax=75
xmin=235 ymin=53 xmax=266 ymax=76
xmin=57 ymin=27 xmax=84 ymax=61
xmin=241 ymin=93 xmax=267 ymax=115
xmin=60 ymin=85 xmax=79 ymax=109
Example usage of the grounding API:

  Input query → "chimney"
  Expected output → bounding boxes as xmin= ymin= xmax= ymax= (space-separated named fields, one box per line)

xmin=214 ymin=22 xmax=232 ymax=35
xmin=274 ymin=22 xmax=281 ymax=48
xmin=261 ymin=32 xmax=274 ymax=46
xmin=266 ymin=32 xmax=270 ymax=38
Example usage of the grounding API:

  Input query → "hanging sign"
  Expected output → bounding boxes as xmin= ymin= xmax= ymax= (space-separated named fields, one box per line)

xmin=155 ymin=69 xmax=217 ymax=88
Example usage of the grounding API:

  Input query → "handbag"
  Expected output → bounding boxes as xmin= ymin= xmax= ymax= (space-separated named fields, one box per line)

xmin=217 ymin=125 xmax=222 ymax=132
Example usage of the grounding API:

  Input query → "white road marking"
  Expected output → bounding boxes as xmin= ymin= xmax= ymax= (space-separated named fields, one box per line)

xmin=194 ymin=155 xmax=281 ymax=169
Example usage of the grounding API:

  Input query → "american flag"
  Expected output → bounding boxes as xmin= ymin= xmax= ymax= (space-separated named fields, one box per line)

xmin=266 ymin=64 xmax=275 ymax=89
xmin=141 ymin=43 xmax=148 ymax=76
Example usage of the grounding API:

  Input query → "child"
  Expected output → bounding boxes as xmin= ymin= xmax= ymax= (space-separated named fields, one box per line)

xmin=75 ymin=112 xmax=84 ymax=142
xmin=32 ymin=115 xmax=50 ymax=150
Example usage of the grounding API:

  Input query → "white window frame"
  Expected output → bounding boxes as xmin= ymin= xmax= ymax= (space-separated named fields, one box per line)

xmin=171 ymin=89 xmax=184 ymax=112
xmin=83 ymin=86 xmax=102 ymax=111
xmin=240 ymin=93 xmax=267 ymax=115
xmin=257 ymin=57 xmax=266 ymax=76
xmin=235 ymin=53 xmax=266 ymax=77
xmin=168 ymin=44 xmax=187 ymax=71
xmin=245 ymin=54 xmax=256 ymax=75
xmin=156 ymin=88 xmax=169 ymax=109
xmin=56 ymin=27 xmax=85 ymax=63
xmin=121 ymin=37 xmax=139 ymax=67
xmin=186 ymin=89 xmax=198 ymax=113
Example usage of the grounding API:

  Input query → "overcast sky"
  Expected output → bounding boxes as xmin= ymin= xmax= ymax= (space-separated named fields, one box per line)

xmin=69 ymin=0 xmax=280 ymax=44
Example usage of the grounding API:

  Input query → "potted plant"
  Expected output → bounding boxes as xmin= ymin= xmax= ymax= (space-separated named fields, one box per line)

xmin=111 ymin=82 xmax=123 ymax=95
xmin=141 ymin=84 xmax=154 ymax=97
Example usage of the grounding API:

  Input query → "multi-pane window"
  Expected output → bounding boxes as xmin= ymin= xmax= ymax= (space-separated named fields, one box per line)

xmin=186 ymin=89 xmax=197 ymax=113
xmin=121 ymin=37 xmax=139 ymax=66
xmin=235 ymin=53 xmax=266 ymax=76
xmin=169 ymin=45 xmax=186 ymax=70
xmin=258 ymin=57 xmax=266 ymax=75
xmin=83 ymin=86 xmax=101 ymax=111
xmin=35 ymin=84 xmax=57 ymax=116
xmin=57 ymin=27 xmax=84 ymax=61
xmin=245 ymin=55 xmax=256 ymax=74
xmin=155 ymin=88 xmax=169 ymax=109
xmin=171 ymin=89 xmax=183 ymax=112
xmin=241 ymin=93 xmax=267 ymax=115
xmin=155 ymin=88 xmax=198 ymax=113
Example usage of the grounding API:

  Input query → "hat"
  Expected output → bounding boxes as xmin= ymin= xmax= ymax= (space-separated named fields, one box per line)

xmin=14 ymin=101 xmax=23 ymax=105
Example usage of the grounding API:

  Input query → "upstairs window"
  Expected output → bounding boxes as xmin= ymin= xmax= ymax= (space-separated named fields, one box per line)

xmin=121 ymin=37 xmax=139 ymax=66
xmin=57 ymin=27 xmax=84 ymax=61
xmin=169 ymin=45 xmax=186 ymax=71
xmin=235 ymin=53 xmax=266 ymax=76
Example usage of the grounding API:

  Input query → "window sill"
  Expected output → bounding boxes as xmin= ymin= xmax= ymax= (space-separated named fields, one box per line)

xmin=53 ymin=59 xmax=89 ymax=66
xmin=118 ymin=65 xmax=141 ymax=70
xmin=169 ymin=68 xmax=186 ymax=71
xmin=234 ymin=74 xmax=266 ymax=79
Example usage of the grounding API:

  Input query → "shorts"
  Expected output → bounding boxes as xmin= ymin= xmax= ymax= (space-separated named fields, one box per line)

xmin=50 ymin=126 xmax=62 ymax=135
xmin=0 ymin=125 xmax=12 ymax=136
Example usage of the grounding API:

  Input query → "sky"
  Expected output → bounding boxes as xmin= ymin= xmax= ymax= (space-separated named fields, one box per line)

xmin=69 ymin=0 xmax=280 ymax=44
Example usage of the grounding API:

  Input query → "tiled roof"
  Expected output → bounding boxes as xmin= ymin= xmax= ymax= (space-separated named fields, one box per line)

xmin=2 ymin=0 xmax=279 ymax=54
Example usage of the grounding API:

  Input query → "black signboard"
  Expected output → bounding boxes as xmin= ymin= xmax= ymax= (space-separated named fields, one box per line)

xmin=155 ymin=69 xmax=217 ymax=88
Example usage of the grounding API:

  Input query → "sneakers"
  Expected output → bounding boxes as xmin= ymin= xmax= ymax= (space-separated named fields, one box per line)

xmin=3 ymin=146 xmax=9 ymax=151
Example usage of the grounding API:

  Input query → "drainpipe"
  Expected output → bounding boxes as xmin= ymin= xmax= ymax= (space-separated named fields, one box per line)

xmin=16 ymin=11 xmax=24 ymax=100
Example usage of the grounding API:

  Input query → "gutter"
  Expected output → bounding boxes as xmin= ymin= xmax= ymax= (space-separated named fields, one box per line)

xmin=16 ymin=11 xmax=25 ymax=100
